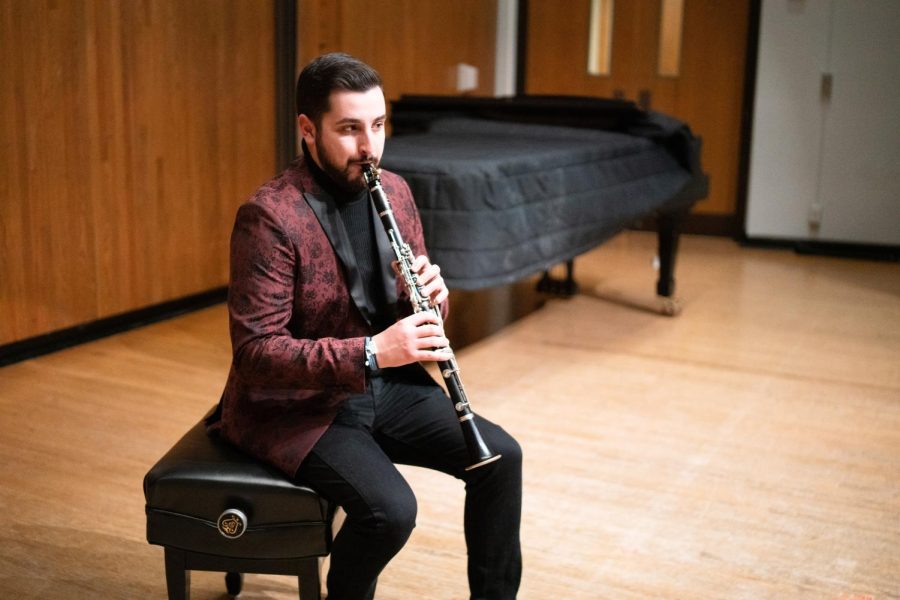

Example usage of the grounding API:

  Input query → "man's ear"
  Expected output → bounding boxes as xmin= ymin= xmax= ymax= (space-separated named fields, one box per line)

xmin=298 ymin=114 xmax=316 ymax=145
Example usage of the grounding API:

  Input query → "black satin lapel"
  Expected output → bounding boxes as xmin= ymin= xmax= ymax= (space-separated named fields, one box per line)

xmin=304 ymin=191 xmax=373 ymax=325
xmin=372 ymin=195 xmax=400 ymax=307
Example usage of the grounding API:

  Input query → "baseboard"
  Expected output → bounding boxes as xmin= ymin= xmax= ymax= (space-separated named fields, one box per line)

xmin=632 ymin=213 xmax=740 ymax=238
xmin=0 ymin=287 xmax=228 ymax=367
xmin=740 ymin=237 xmax=900 ymax=262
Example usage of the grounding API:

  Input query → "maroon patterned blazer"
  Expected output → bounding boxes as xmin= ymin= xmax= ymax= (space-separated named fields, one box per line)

xmin=208 ymin=154 xmax=447 ymax=477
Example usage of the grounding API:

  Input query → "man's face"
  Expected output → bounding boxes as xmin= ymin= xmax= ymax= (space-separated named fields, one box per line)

xmin=300 ymin=87 xmax=387 ymax=192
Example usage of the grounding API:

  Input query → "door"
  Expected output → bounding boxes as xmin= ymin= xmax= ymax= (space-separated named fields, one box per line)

xmin=746 ymin=0 xmax=900 ymax=246
xmin=816 ymin=1 xmax=900 ymax=245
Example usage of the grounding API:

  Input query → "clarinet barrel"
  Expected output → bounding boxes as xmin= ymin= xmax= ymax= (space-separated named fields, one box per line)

xmin=362 ymin=165 xmax=501 ymax=471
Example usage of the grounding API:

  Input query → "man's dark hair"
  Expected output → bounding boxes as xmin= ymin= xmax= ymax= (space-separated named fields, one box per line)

xmin=295 ymin=53 xmax=382 ymax=124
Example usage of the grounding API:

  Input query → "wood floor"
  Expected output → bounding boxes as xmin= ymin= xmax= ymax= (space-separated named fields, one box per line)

xmin=1 ymin=232 xmax=898 ymax=599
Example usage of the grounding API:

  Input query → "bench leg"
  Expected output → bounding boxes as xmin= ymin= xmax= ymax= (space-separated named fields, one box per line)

xmin=225 ymin=572 xmax=244 ymax=596
xmin=164 ymin=547 xmax=190 ymax=600
xmin=297 ymin=557 xmax=321 ymax=600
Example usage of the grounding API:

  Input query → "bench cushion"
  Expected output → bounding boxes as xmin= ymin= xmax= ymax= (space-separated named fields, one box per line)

xmin=144 ymin=420 xmax=332 ymax=559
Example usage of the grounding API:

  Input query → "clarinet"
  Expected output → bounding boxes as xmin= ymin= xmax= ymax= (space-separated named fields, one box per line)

xmin=362 ymin=164 xmax=501 ymax=471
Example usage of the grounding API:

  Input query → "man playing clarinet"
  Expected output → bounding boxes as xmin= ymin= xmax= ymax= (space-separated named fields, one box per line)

xmin=207 ymin=52 xmax=522 ymax=600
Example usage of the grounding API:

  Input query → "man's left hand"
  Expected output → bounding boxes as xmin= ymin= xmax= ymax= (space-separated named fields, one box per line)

xmin=410 ymin=255 xmax=449 ymax=308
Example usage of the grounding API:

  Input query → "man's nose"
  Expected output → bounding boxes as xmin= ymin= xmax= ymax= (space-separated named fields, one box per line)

xmin=358 ymin=130 xmax=375 ymax=158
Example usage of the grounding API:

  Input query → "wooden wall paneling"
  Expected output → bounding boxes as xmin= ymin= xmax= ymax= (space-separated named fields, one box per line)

xmin=525 ymin=1 xmax=659 ymax=100
xmin=0 ymin=0 xmax=277 ymax=346
xmin=669 ymin=0 xmax=749 ymax=217
xmin=0 ymin=0 xmax=100 ymax=343
xmin=524 ymin=0 xmax=594 ymax=94
xmin=298 ymin=0 xmax=498 ymax=104
xmin=610 ymin=0 xmax=661 ymax=99
xmin=1 ymin=3 xmax=29 ymax=339
xmin=525 ymin=0 xmax=750 ymax=219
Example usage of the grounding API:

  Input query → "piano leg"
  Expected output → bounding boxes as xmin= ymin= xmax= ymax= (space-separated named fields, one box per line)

xmin=656 ymin=208 xmax=689 ymax=316
xmin=537 ymin=259 xmax=579 ymax=297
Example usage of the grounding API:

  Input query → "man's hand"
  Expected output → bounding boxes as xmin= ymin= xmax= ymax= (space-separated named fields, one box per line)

xmin=371 ymin=311 xmax=449 ymax=368
xmin=409 ymin=255 xmax=449 ymax=308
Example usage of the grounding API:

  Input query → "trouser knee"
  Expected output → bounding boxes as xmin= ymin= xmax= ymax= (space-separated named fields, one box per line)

xmin=464 ymin=428 xmax=522 ymax=488
xmin=488 ymin=429 xmax=523 ymax=476
xmin=357 ymin=490 xmax=418 ymax=549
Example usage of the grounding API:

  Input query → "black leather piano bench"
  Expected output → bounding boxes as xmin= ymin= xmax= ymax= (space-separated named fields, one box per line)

xmin=143 ymin=418 xmax=334 ymax=600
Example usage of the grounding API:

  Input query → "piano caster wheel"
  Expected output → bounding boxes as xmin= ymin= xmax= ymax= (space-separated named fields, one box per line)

xmin=658 ymin=296 xmax=682 ymax=316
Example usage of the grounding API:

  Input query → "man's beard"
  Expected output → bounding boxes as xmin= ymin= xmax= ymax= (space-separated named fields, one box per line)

xmin=316 ymin=134 xmax=377 ymax=193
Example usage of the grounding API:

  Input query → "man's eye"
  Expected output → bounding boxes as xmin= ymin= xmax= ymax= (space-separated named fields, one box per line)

xmin=373 ymin=122 xmax=385 ymax=131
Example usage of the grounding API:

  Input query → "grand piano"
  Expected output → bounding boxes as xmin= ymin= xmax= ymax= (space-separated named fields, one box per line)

xmin=381 ymin=95 xmax=708 ymax=315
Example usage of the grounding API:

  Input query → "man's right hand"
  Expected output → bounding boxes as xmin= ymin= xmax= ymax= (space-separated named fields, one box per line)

xmin=371 ymin=311 xmax=450 ymax=368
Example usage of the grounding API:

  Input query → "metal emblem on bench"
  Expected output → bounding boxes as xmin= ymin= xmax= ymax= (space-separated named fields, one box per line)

xmin=217 ymin=509 xmax=247 ymax=539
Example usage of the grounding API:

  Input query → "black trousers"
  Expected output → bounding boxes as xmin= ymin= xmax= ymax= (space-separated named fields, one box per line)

xmin=295 ymin=365 xmax=522 ymax=600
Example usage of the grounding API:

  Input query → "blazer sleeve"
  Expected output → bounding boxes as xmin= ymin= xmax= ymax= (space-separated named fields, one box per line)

xmin=227 ymin=201 xmax=366 ymax=394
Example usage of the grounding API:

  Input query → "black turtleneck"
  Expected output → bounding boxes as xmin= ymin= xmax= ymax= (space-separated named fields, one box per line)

xmin=303 ymin=143 xmax=389 ymax=330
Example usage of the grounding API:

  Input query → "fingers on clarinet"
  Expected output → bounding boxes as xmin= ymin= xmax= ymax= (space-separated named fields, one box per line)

xmin=420 ymin=335 xmax=448 ymax=348
xmin=433 ymin=348 xmax=453 ymax=360
xmin=405 ymin=312 xmax=424 ymax=325
xmin=422 ymin=349 xmax=448 ymax=362
xmin=412 ymin=255 xmax=430 ymax=273
xmin=419 ymin=263 xmax=438 ymax=280
xmin=413 ymin=311 xmax=439 ymax=325
xmin=415 ymin=335 xmax=449 ymax=352
xmin=424 ymin=324 xmax=445 ymax=338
